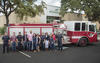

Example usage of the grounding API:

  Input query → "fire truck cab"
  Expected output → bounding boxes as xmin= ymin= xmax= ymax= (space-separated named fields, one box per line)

xmin=64 ymin=21 xmax=97 ymax=46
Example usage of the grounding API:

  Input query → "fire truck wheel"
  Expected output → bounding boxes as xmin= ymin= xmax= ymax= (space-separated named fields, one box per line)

xmin=78 ymin=38 xmax=87 ymax=47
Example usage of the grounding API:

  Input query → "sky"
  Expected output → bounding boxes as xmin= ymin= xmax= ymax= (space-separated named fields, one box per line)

xmin=37 ymin=0 xmax=61 ymax=7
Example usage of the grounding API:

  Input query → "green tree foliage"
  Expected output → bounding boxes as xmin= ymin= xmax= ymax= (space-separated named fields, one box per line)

xmin=0 ymin=26 xmax=6 ymax=35
xmin=0 ymin=0 xmax=46 ymax=26
xmin=60 ymin=0 xmax=100 ymax=21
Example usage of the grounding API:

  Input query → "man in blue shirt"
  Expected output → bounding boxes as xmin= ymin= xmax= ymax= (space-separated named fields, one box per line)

xmin=17 ymin=32 xmax=23 ymax=51
xmin=40 ymin=33 xmax=45 ymax=50
xmin=2 ymin=32 xmax=10 ymax=53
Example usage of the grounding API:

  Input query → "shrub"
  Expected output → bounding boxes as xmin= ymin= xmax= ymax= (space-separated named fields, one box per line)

xmin=0 ymin=26 xmax=6 ymax=35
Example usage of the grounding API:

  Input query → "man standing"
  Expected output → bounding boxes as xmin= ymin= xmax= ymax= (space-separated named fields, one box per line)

xmin=40 ymin=33 xmax=45 ymax=50
xmin=27 ymin=31 xmax=33 ymax=51
xmin=23 ymin=32 xmax=28 ymax=51
xmin=56 ymin=32 xmax=63 ymax=51
xmin=2 ymin=32 xmax=10 ymax=53
xmin=10 ymin=32 xmax=17 ymax=52
xmin=17 ymin=32 xmax=23 ymax=51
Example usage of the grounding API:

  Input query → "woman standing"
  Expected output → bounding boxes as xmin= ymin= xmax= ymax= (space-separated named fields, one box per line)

xmin=44 ymin=38 xmax=49 ymax=51
xmin=49 ymin=34 xmax=55 ymax=50
xmin=32 ymin=33 xmax=37 ymax=52
xmin=10 ymin=32 xmax=17 ymax=52
xmin=52 ymin=33 xmax=56 ymax=43
xmin=36 ymin=34 xmax=41 ymax=52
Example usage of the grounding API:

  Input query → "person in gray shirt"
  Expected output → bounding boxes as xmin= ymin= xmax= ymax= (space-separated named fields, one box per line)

xmin=56 ymin=32 xmax=63 ymax=51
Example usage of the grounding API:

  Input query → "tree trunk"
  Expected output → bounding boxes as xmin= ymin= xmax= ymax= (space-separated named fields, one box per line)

xmin=5 ymin=15 xmax=9 ymax=26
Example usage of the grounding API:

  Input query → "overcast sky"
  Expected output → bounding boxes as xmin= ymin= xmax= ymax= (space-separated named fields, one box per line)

xmin=37 ymin=0 xmax=61 ymax=7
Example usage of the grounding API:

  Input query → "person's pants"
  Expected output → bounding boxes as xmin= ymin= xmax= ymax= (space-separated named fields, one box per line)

xmin=58 ymin=42 xmax=63 ymax=51
xmin=49 ymin=43 xmax=55 ymax=50
xmin=36 ymin=43 xmax=40 ymax=50
xmin=3 ymin=44 xmax=9 ymax=53
xmin=18 ymin=42 xmax=23 ymax=51
xmin=33 ymin=42 xmax=36 ymax=50
xmin=23 ymin=41 xmax=27 ymax=50
xmin=12 ymin=42 xmax=16 ymax=51
xmin=27 ymin=41 xmax=32 ymax=51
xmin=40 ymin=41 xmax=45 ymax=50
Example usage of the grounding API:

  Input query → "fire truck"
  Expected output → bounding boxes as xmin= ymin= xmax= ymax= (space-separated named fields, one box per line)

xmin=7 ymin=21 xmax=97 ymax=46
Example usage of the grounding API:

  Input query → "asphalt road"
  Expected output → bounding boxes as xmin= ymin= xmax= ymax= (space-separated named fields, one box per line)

xmin=0 ymin=42 xmax=100 ymax=63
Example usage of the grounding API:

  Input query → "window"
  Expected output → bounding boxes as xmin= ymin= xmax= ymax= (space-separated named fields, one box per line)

xmin=75 ymin=23 xmax=80 ymax=31
xmin=82 ymin=23 xmax=86 ymax=31
xmin=47 ymin=16 xmax=61 ymax=23
xmin=89 ymin=25 xmax=95 ymax=32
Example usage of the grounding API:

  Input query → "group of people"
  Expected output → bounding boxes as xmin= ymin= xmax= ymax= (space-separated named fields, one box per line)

xmin=2 ymin=31 xmax=64 ymax=53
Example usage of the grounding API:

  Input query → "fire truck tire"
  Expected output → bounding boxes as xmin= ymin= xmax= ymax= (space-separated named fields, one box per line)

xmin=78 ymin=38 xmax=87 ymax=47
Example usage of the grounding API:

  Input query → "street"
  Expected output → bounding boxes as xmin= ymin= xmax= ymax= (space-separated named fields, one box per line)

xmin=0 ymin=42 xmax=100 ymax=63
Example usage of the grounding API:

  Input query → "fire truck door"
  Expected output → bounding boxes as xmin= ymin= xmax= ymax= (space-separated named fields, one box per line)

xmin=88 ymin=24 xmax=97 ymax=42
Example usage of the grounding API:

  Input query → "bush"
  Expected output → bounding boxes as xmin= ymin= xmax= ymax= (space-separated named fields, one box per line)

xmin=0 ymin=26 xmax=6 ymax=35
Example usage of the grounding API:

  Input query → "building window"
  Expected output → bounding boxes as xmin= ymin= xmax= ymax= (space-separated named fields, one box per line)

xmin=75 ymin=23 xmax=80 ymax=31
xmin=47 ymin=16 xmax=61 ymax=23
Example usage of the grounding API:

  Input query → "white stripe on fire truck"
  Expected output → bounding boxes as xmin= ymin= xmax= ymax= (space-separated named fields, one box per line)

xmin=72 ymin=36 xmax=82 ymax=39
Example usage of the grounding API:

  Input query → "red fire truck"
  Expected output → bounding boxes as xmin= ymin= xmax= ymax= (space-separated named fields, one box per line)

xmin=7 ymin=21 xmax=97 ymax=46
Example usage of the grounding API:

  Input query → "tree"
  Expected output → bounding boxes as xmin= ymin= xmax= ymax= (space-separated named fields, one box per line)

xmin=0 ymin=0 xmax=45 ymax=26
xmin=60 ymin=0 xmax=100 ymax=21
